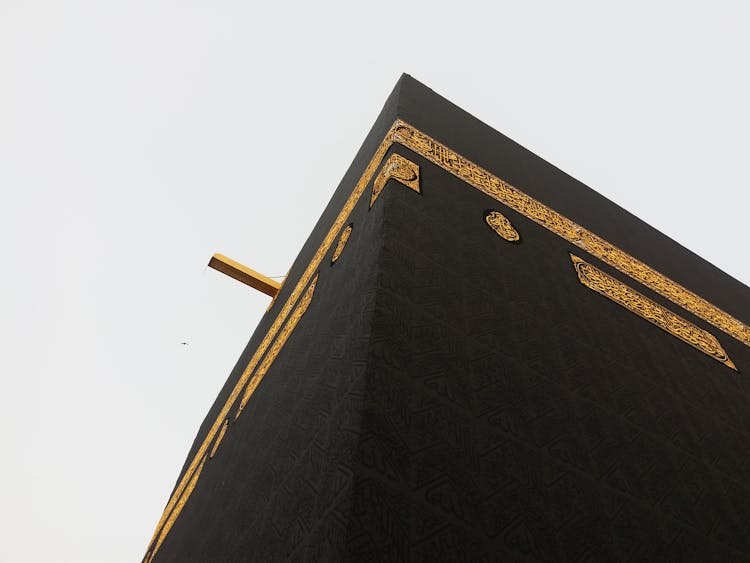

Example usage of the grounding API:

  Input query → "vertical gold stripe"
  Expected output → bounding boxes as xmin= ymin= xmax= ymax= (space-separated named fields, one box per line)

xmin=209 ymin=420 xmax=229 ymax=459
xmin=149 ymin=276 xmax=318 ymax=561
xmin=144 ymin=125 xmax=398 ymax=560
xmin=147 ymin=455 xmax=208 ymax=562
xmin=236 ymin=275 xmax=318 ymax=417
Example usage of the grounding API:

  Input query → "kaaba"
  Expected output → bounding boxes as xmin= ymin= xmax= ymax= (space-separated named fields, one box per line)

xmin=144 ymin=74 xmax=750 ymax=562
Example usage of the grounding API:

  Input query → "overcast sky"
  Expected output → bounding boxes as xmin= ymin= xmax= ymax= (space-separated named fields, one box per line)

xmin=1 ymin=1 xmax=748 ymax=561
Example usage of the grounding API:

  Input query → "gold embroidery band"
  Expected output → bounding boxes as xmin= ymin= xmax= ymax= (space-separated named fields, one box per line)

xmin=146 ymin=119 xmax=747 ymax=560
xmin=236 ymin=275 xmax=318 ymax=417
xmin=391 ymin=121 xmax=750 ymax=350
xmin=145 ymin=276 xmax=319 ymax=561
xmin=144 ymin=128 xmax=398 ymax=561
xmin=146 ymin=455 xmax=208 ymax=563
xmin=571 ymin=254 xmax=736 ymax=370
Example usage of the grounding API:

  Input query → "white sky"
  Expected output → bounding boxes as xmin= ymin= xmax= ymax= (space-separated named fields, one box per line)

xmin=1 ymin=1 xmax=748 ymax=561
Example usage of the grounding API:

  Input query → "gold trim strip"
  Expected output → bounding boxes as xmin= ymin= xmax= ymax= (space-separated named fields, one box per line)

xmin=144 ymin=126 xmax=398 ymax=561
xmin=392 ymin=121 xmax=750 ymax=349
xmin=209 ymin=419 xmax=229 ymax=459
xmin=266 ymin=270 xmax=288 ymax=313
xmin=236 ymin=274 xmax=318 ymax=417
xmin=571 ymin=254 xmax=736 ymax=370
xmin=146 ymin=455 xmax=208 ymax=562
xmin=145 ymin=118 xmax=748 ymax=559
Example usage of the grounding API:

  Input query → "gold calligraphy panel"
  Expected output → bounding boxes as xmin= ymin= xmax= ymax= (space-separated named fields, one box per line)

xmin=570 ymin=254 xmax=736 ymax=370
xmin=391 ymin=120 xmax=750 ymax=350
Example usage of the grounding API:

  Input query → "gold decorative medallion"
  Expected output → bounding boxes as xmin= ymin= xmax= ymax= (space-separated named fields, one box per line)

xmin=370 ymin=153 xmax=420 ymax=206
xmin=485 ymin=210 xmax=520 ymax=242
xmin=570 ymin=254 xmax=736 ymax=370
xmin=331 ymin=224 xmax=353 ymax=264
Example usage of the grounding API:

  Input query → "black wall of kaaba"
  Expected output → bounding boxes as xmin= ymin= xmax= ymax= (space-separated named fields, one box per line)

xmin=147 ymin=75 xmax=750 ymax=562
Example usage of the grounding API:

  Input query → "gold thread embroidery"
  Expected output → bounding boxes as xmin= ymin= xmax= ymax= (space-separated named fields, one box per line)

xmin=570 ymin=254 xmax=736 ymax=370
xmin=236 ymin=274 xmax=318 ymax=417
xmin=147 ymin=455 xmax=208 ymax=562
xmin=391 ymin=121 xmax=750 ymax=349
xmin=144 ymin=124 xmax=397 ymax=560
xmin=485 ymin=210 xmax=520 ymax=242
xmin=209 ymin=419 xmax=229 ymax=459
xmin=145 ymin=118 xmax=749 ymax=560
xmin=331 ymin=225 xmax=353 ymax=264
xmin=370 ymin=153 xmax=420 ymax=206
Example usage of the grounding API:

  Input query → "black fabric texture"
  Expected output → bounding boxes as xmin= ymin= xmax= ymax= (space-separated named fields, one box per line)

xmin=152 ymin=75 xmax=750 ymax=562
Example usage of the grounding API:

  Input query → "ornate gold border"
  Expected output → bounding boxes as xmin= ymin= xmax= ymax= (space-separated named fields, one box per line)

xmin=571 ymin=254 xmax=736 ymax=369
xmin=391 ymin=121 xmax=750 ymax=349
xmin=144 ymin=118 xmax=747 ymax=561
xmin=144 ymin=129 xmax=397 ymax=562
xmin=209 ymin=419 xmax=229 ymax=459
